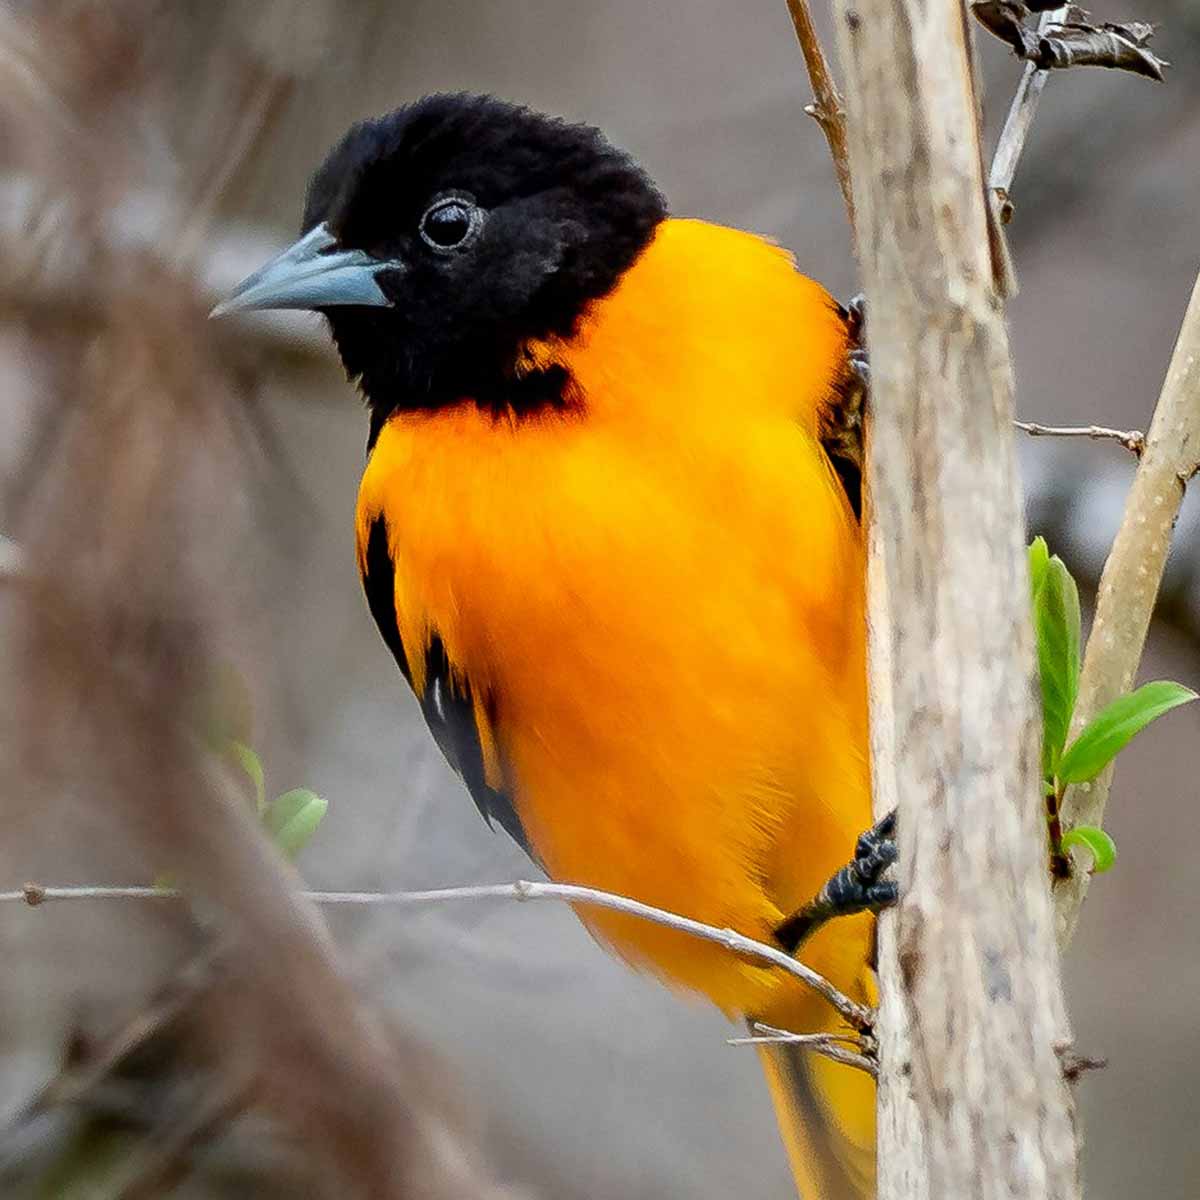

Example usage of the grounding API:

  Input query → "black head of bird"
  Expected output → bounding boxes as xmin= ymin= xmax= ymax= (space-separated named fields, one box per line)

xmin=214 ymin=93 xmax=667 ymax=423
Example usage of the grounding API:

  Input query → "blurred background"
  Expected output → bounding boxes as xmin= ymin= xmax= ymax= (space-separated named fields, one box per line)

xmin=1 ymin=1 xmax=1198 ymax=1196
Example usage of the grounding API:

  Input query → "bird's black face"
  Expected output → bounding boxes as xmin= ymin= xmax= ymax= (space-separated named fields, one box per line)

xmin=216 ymin=94 xmax=667 ymax=428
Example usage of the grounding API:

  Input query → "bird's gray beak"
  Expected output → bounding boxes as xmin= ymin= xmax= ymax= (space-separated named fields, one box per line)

xmin=210 ymin=223 xmax=397 ymax=317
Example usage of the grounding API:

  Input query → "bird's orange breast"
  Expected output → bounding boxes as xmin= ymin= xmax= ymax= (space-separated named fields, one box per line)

xmin=356 ymin=218 xmax=872 ymax=1024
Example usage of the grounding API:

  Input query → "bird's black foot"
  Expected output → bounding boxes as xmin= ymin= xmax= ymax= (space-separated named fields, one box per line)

xmin=774 ymin=810 xmax=898 ymax=954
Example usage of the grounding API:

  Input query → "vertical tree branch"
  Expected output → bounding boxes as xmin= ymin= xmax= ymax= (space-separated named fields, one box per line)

xmin=1055 ymin=272 xmax=1200 ymax=945
xmin=785 ymin=0 xmax=855 ymax=228
xmin=988 ymin=6 xmax=1070 ymax=220
xmin=833 ymin=0 xmax=1080 ymax=1196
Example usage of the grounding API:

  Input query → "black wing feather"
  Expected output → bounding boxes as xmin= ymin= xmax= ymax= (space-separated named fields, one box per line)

xmin=361 ymin=516 xmax=537 ymax=862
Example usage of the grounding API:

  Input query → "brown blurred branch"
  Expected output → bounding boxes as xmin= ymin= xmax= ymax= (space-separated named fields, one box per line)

xmin=784 ymin=0 xmax=855 ymax=231
xmin=0 ymin=533 xmax=22 ymax=581
xmin=1055 ymin=272 xmax=1200 ymax=947
xmin=29 ymin=945 xmax=226 ymax=1115
xmin=1 ymin=8 xmax=527 ymax=1190
xmin=173 ymin=64 xmax=292 ymax=267
xmin=834 ymin=0 xmax=1080 ymax=1195
xmin=6 ymin=878 xmax=872 ymax=1032
xmin=0 ymin=177 xmax=330 ymax=364
xmin=111 ymin=1077 xmax=254 ymax=1200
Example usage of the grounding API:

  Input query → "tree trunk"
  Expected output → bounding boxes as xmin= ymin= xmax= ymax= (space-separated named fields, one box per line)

xmin=833 ymin=1 xmax=1082 ymax=1195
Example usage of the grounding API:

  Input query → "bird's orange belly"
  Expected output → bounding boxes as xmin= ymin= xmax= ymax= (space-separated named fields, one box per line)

xmin=488 ymin=611 xmax=873 ymax=1018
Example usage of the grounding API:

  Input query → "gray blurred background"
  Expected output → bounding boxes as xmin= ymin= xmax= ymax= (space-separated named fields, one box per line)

xmin=2 ymin=1 xmax=1199 ymax=1197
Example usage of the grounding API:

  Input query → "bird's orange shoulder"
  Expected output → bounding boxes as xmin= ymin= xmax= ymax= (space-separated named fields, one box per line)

xmin=540 ymin=217 xmax=851 ymax=435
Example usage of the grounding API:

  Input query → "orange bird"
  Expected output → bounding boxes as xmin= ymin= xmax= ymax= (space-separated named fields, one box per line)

xmin=216 ymin=93 xmax=892 ymax=1198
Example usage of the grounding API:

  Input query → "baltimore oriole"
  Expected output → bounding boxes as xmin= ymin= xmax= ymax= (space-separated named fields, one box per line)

xmin=216 ymin=93 xmax=890 ymax=1199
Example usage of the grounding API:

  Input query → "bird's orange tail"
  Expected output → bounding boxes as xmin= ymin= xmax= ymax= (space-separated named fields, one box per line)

xmin=757 ymin=1018 xmax=876 ymax=1200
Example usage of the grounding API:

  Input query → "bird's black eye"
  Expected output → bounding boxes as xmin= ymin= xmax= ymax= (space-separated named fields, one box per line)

xmin=419 ymin=197 xmax=482 ymax=251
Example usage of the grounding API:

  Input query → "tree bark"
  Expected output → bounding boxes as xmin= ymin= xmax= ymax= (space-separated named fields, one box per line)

xmin=832 ymin=0 xmax=1081 ymax=1196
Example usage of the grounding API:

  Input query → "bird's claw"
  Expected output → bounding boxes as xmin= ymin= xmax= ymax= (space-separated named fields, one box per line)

xmin=775 ymin=809 xmax=898 ymax=953
xmin=847 ymin=346 xmax=870 ymax=390
xmin=844 ymin=292 xmax=867 ymax=344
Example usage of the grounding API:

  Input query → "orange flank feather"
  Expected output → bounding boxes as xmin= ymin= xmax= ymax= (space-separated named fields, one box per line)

xmin=356 ymin=218 xmax=877 ymax=1197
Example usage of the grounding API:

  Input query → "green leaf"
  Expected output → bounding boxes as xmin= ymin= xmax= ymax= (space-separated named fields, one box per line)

xmin=229 ymin=740 xmax=266 ymax=814
xmin=1028 ymin=536 xmax=1050 ymax=601
xmin=263 ymin=787 xmax=328 ymax=858
xmin=1033 ymin=554 xmax=1082 ymax=775
xmin=1061 ymin=825 xmax=1117 ymax=874
xmin=1058 ymin=680 xmax=1198 ymax=784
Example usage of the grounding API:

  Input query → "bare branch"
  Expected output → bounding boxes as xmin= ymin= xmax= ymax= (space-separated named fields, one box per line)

xmin=1015 ymin=420 xmax=1145 ymax=456
xmin=784 ymin=0 xmax=855 ymax=232
xmin=1056 ymin=1044 xmax=1108 ymax=1083
xmin=728 ymin=1023 xmax=878 ymax=1077
xmin=989 ymin=7 xmax=1069 ymax=221
xmin=3 ymin=879 xmax=873 ymax=1031
xmin=1055 ymin=271 xmax=1200 ymax=946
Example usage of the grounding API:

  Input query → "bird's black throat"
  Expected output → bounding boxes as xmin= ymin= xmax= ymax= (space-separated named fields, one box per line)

xmin=301 ymin=94 xmax=667 ymax=438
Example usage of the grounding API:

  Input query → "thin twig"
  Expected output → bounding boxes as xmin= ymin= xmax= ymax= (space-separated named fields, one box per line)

xmin=784 ymin=0 xmax=855 ymax=232
xmin=4 ymin=879 xmax=873 ymax=1031
xmin=1055 ymin=271 xmax=1200 ymax=947
xmin=728 ymin=1022 xmax=878 ymax=1077
xmin=989 ymin=7 xmax=1069 ymax=222
xmin=1055 ymin=1043 xmax=1108 ymax=1083
xmin=1015 ymin=419 xmax=1145 ymax=456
